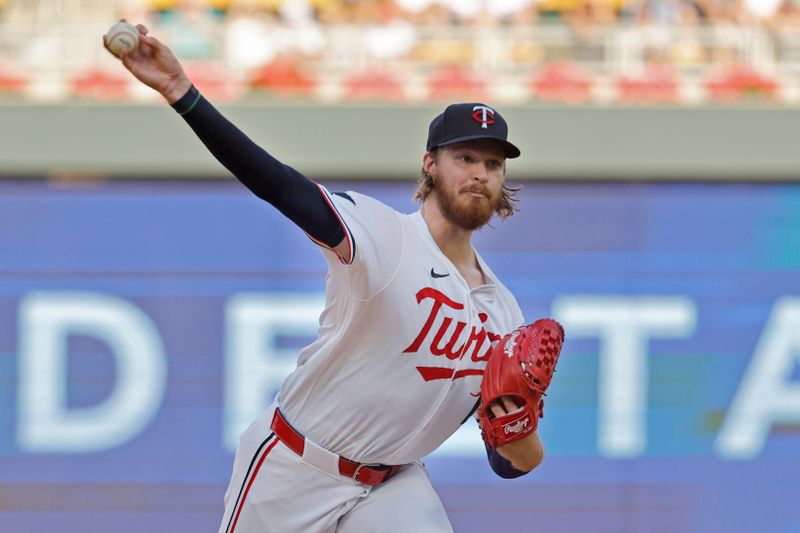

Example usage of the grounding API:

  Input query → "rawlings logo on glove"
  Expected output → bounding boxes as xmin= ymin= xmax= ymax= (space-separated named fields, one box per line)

xmin=503 ymin=418 xmax=530 ymax=435
xmin=478 ymin=318 xmax=564 ymax=449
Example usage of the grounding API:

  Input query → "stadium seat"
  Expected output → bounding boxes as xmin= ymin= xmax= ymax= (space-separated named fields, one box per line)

xmin=615 ymin=62 xmax=681 ymax=105
xmin=343 ymin=69 xmax=406 ymax=102
xmin=427 ymin=64 xmax=488 ymax=101
xmin=248 ymin=58 xmax=317 ymax=97
xmin=184 ymin=60 xmax=244 ymax=102
xmin=70 ymin=68 xmax=130 ymax=101
xmin=0 ymin=60 xmax=27 ymax=95
xmin=705 ymin=63 xmax=779 ymax=103
xmin=529 ymin=62 xmax=594 ymax=105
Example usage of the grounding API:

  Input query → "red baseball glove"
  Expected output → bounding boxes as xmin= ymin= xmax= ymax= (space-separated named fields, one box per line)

xmin=478 ymin=318 xmax=564 ymax=449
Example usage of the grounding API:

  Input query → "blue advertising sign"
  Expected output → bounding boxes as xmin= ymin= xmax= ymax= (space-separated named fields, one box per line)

xmin=0 ymin=180 xmax=798 ymax=532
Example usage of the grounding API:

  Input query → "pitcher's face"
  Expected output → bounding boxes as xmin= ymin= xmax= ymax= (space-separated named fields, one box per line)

xmin=426 ymin=140 xmax=506 ymax=230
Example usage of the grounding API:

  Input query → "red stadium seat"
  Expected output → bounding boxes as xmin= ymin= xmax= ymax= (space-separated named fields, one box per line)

xmin=343 ymin=70 xmax=406 ymax=102
xmin=184 ymin=60 xmax=244 ymax=102
xmin=70 ymin=68 xmax=130 ymax=101
xmin=427 ymin=65 xmax=488 ymax=101
xmin=705 ymin=63 xmax=779 ymax=103
xmin=0 ymin=60 xmax=28 ymax=94
xmin=615 ymin=62 xmax=681 ymax=105
xmin=529 ymin=62 xmax=594 ymax=105
xmin=248 ymin=58 xmax=317 ymax=97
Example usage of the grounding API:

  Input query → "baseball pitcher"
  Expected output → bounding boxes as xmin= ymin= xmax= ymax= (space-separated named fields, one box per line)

xmin=105 ymin=22 xmax=565 ymax=533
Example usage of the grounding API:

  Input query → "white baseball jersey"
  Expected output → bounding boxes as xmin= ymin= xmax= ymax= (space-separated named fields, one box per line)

xmin=276 ymin=187 xmax=524 ymax=465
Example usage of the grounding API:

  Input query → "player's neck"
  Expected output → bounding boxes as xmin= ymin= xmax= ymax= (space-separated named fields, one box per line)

xmin=420 ymin=200 xmax=476 ymax=267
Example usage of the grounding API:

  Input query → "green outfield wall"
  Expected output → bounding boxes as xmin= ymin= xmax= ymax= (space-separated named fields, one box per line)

xmin=1 ymin=103 xmax=798 ymax=180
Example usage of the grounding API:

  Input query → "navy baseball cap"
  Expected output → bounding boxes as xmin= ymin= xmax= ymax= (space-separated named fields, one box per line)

xmin=426 ymin=102 xmax=521 ymax=158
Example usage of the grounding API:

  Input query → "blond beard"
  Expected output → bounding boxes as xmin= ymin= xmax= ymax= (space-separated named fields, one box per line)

xmin=432 ymin=170 xmax=501 ymax=231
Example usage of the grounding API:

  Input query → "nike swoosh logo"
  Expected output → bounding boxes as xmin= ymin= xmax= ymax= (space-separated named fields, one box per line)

xmin=430 ymin=268 xmax=450 ymax=278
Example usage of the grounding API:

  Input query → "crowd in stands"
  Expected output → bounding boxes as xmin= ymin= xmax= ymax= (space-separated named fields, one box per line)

xmin=1 ymin=0 xmax=800 ymax=104
xmin=133 ymin=0 xmax=800 ymax=28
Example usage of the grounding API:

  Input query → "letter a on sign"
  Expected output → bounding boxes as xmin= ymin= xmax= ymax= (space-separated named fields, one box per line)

xmin=716 ymin=297 xmax=800 ymax=459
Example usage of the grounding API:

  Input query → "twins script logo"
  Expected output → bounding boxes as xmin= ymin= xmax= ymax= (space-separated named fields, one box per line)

xmin=471 ymin=105 xmax=496 ymax=129
xmin=503 ymin=416 xmax=530 ymax=435
xmin=403 ymin=287 xmax=502 ymax=381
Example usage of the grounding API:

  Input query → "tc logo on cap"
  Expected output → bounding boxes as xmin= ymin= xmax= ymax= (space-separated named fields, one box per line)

xmin=471 ymin=105 xmax=495 ymax=129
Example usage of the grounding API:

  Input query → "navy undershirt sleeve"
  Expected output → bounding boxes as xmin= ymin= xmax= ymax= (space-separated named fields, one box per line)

xmin=485 ymin=444 xmax=528 ymax=479
xmin=170 ymin=85 xmax=345 ymax=248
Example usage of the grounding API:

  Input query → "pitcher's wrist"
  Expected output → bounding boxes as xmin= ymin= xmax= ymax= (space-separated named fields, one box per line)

xmin=163 ymin=76 xmax=192 ymax=104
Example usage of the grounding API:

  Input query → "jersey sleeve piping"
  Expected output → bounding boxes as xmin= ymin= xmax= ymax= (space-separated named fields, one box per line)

xmin=310 ymin=182 xmax=356 ymax=265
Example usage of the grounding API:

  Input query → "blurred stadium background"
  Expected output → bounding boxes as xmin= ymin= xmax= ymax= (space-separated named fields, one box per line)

xmin=1 ymin=1 xmax=799 ymax=532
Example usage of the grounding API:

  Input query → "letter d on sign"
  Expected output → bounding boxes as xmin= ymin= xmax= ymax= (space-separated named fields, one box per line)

xmin=17 ymin=292 xmax=167 ymax=453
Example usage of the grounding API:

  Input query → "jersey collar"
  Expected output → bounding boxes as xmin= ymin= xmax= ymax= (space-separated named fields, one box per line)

xmin=409 ymin=210 xmax=498 ymax=290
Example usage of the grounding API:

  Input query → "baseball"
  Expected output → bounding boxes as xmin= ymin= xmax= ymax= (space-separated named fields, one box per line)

xmin=106 ymin=21 xmax=139 ymax=57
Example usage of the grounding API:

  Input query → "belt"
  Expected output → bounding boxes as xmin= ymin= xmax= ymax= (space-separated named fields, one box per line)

xmin=270 ymin=408 xmax=401 ymax=486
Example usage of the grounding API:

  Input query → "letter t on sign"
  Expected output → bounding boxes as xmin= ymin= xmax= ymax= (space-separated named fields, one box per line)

xmin=552 ymin=296 xmax=697 ymax=458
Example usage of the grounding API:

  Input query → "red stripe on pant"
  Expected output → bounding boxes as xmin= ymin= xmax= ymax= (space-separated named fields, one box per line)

xmin=229 ymin=438 xmax=280 ymax=533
